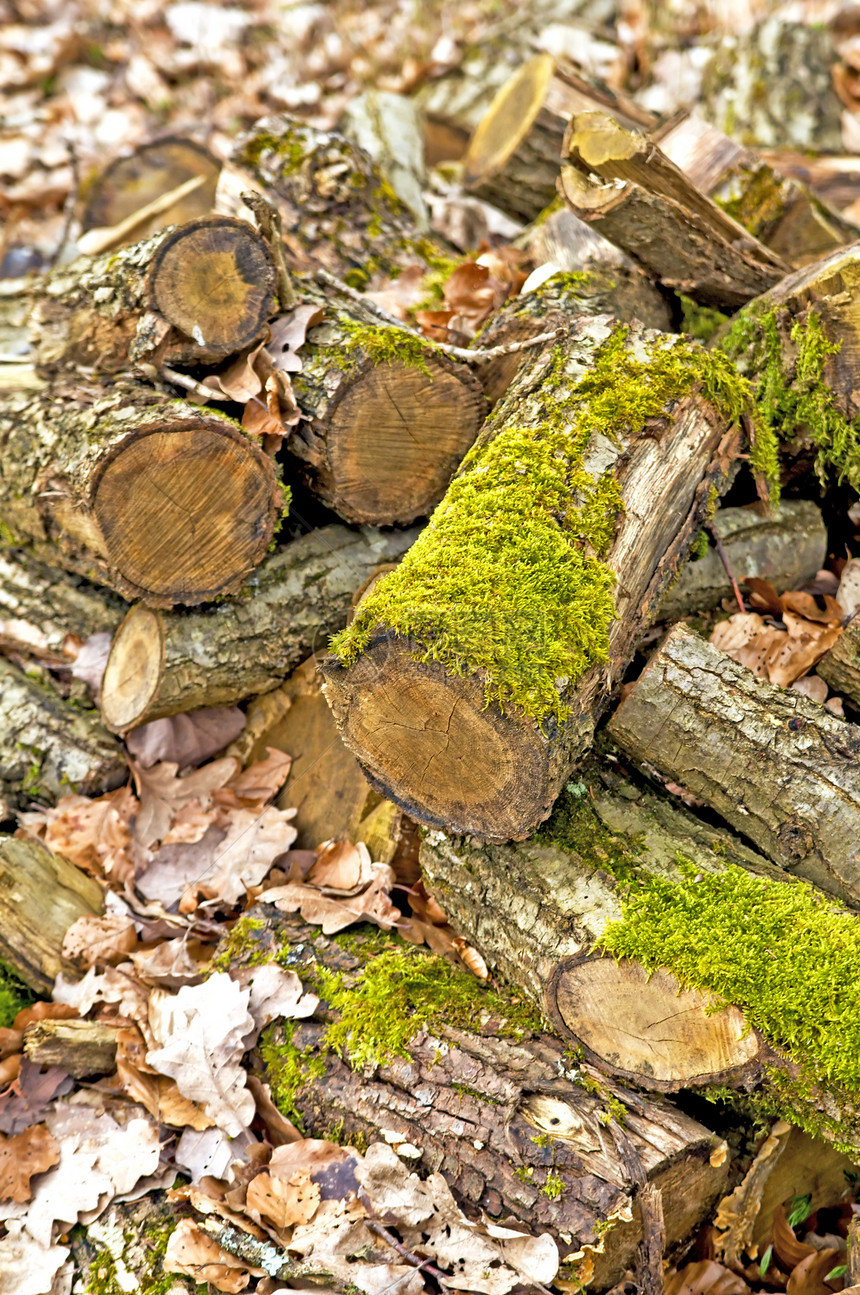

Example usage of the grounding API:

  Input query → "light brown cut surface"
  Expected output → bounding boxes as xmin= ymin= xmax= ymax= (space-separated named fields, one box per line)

xmin=92 ymin=423 xmax=278 ymax=602
xmin=101 ymin=605 xmax=164 ymax=732
xmin=462 ymin=52 xmax=555 ymax=185
xmin=551 ymin=956 xmax=761 ymax=1088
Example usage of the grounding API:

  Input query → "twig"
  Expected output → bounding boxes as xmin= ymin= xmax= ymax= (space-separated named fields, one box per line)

xmin=198 ymin=1219 xmax=354 ymax=1291
xmin=707 ymin=522 xmax=745 ymax=614
xmin=365 ymin=1219 xmax=452 ymax=1284
xmin=148 ymin=363 xmax=217 ymax=403
xmin=241 ymin=189 xmax=298 ymax=310
xmin=313 ymin=266 xmax=569 ymax=364
xmin=49 ymin=137 xmax=80 ymax=270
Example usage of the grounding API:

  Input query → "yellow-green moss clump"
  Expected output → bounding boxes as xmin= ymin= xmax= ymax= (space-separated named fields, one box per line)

xmin=718 ymin=302 xmax=860 ymax=493
xmin=0 ymin=957 xmax=35 ymax=1029
xmin=332 ymin=323 xmax=755 ymax=724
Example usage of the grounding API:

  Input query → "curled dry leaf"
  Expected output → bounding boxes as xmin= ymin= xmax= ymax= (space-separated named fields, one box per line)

xmin=245 ymin=1164 xmax=320 ymax=1234
xmin=125 ymin=706 xmax=246 ymax=771
xmin=308 ymin=838 xmax=373 ymax=893
xmin=0 ymin=1124 xmax=60 ymax=1203
xmin=453 ymin=937 xmax=489 ymax=980
xmin=229 ymin=962 xmax=318 ymax=1048
xmin=223 ymin=748 xmax=292 ymax=808
xmin=786 ymin=1248 xmax=844 ymax=1295
xmin=0 ymin=1060 xmax=73 ymax=1138
xmin=710 ymin=587 xmax=843 ymax=688
xmin=267 ymin=304 xmax=324 ymax=373
xmin=665 ymin=1259 xmax=750 ymax=1295
xmin=129 ymin=937 xmax=207 ymax=989
xmin=164 ymin=1218 xmax=250 ymax=1293
xmin=773 ymin=1202 xmax=819 ymax=1269
xmin=69 ymin=631 xmax=113 ymax=697
xmin=131 ymin=755 xmax=240 ymax=848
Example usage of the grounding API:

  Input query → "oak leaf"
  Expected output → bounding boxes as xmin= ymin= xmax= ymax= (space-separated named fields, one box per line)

xmin=0 ymin=1124 xmax=60 ymax=1203
xmin=164 ymin=1218 xmax=250 ymax=1292
xmin=131 ymin=756 xmax=239 ymax=847
xmin=61 ymin=914 xmax=138 ymax=969
xmin=245 ymin=1164 xmax=320 ymax=1233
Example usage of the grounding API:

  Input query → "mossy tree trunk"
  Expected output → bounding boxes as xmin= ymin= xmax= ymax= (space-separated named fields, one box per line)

xmin=319 ymin=316 xmax=745 ymax=842
xmin=0 ymin=378 xmax=282 ymax=606
xmin=100 ymin=524 xmax=419 ymax=732
xmin=227 ymin=907 xmax=730 ymax=1291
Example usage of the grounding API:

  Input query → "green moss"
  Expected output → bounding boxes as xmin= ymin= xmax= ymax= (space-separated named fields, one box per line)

xmin=332 ymin=324 xmax=754 ymax=724
xmin=336 ymin=320 xmax=436 ymax=377
xmin=316 ymin=946 xmax=544 ymax=1072
xmin=689 ymin=529 xmax=710 ymax=561
xmin=258 ymin=1019 xmax=326 ymax=1130
xmin=238 ymin=129 xmax=306 ymax=174
xmin=678 ymin=294 xmax=728 ymax=343
xmin=84 ymin=1216 xmax=178 ymax=1295
xmin=542 ymin=1169 xmax=565 ymax=1199
xmin=714 ymin=165 xmax=786 ymax=238
xmin=536 ymin=781 xmax=643 ymax=881
xmin=0 ymin=958 xmax=36 ymax=1028
xmin=718 ymin=302 xmax=860 ymax=494
xmin=0 ymin=520 xmax=18 ymax=546
xmin=209 ymin=916 xmax=267 ymax=972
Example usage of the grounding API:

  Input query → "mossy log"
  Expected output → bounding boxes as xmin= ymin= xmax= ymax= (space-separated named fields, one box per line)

xmin=419 ymin=757 xmax=860 ymax=1151
xmin=219 ymin=114 xmax=455 ymax=286
xmin=609 ymin=623 xmax=860 ymax=908
xmin=0 ymin=549 xmax=127 ymax=665
xmin=0 ymin=835 xmax=104 ymax=992
xmin=286 ymin=295 xmax=486 ymax=525
xmin=654 ymin=113 xmax=860 ymax=270
xmin=20 ymin=217 xmax=275 ymax=374
xmin=319 ymin=316 xmax=745 ymax=841
xmin=230 ymin=907 xmax=730 ymax=1289
xmin=559 ymin=112 xmax=788 ymax=310
xmin=100 ymin=524 xmax=418 ymax=732
xmin=656 ymin=499 xmax=826 ymax=623
xmin=818 ymin=616 xmax=860 ymax=708
xmin=472 ymin=266 xmax=672 ymax=406
xmin=0 ymin=658 xmax=125 ymax=817
xmin=0 ymin=379 xmax=281 ymax=606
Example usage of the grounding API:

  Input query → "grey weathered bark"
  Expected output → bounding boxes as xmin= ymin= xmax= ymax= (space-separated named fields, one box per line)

xmin=0 ymin=658 xmax=126 ymax=817
xmin=100 ymin=525 xmax=419 ymax=732
xmin=0 ymin=378 xmax=281 ymax=606
xmin=818 ymin=616 xmax=860 ymax=708
xmin=236 ymin=907 xmax=730 ymax=1290
xmin=0 ymin=549 xmax=127 ymax=665
xmin=320 ymin=316 xmax=742 ymax=841
xmin=609 ymin=623 xmax=860 ymax=907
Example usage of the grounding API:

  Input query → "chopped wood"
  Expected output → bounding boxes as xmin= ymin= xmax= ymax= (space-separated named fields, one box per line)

xmin=0 ymin=549 xmax=127 ymax=665
xmin=23 ymin=1018 xmax=119 ymax=1078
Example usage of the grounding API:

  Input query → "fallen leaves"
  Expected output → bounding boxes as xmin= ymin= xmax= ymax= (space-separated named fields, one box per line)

xmin=0 ymin=1124 xmax=60 ymax=1203
xmin=710 ymin=578 xmax=845 ymax=692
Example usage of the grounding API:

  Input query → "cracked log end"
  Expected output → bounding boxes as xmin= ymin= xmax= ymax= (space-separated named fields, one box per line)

xmin=319 ymin=634 xmax=560 ymax=840
xmin=101 ymin=605 xmax=164 ymax=732
xmin=92 ymin=416 xmax=279 ymax=604
xmin=147 ymin=214 xmax=276 ymax=356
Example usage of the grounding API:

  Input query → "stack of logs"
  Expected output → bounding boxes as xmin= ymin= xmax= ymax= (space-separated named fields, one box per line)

xmin=5 ymin=66 xmax=860 ymax=1290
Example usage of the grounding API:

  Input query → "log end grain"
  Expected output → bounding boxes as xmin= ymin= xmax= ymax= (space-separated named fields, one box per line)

xmin=462 ymin=51 xmax=555 ymax=188
xmin=81 ymin=137 xmax=221 ymax=242
xmin=100 ymin=604 xmax=165 ymax=732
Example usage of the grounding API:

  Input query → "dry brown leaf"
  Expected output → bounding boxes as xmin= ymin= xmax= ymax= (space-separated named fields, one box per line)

xmin=260 ymin=864 xmax=400 ymax=935
xmin=0 ymin=1124 xmax=60 ymax=1203
xmin=710 ymin=614 xmax=767 ymax=656
xmin=365 ymin=265 xmax=427 ymax=321
xmin=229 ymin=962 xmax=317 ymax=1047
xmin=129 ymin=937 xmax=207 ymax=988
xmin=245 ymin=1165 xmax=320 ymax=1233
xmin=202 ymin=340 xmax=266 ymax=402
xmin=247 ymin=1076 xmax=301 ymax=1147
xmin=442 ymin=260 xmax=507 ymax=336
xmin=665 ymin=1259 xmax=750 ymax=1295
xmin=0 ymin=1218 xmax=71 ymax=1295
xmin=786 ymin=1248 xmax=843 ymax=1295
xmin=163 ymin=1218 xmax=250 ymax=1292
xmin=125 ymin=708 xmax=246 ymax=771
xmin=0 ymin=1060 xmax=73 ymax=1138
xmin=780 ymin=592 xmax=843 ymax=625
xmin=773 ymin=1202 xmax=819 ymax=1269
xmin=791 ymin=676 xmax=829 ymax=705
xmin=20 ymin=786 xmax=137 ymax=881
xmin=12 ymin=1003 xmax=78 ymax=1031
xmin=132 ymin=756 xmax=240 ymax=848
xmin=61 ymin=914 xmax=138 ymax=968
xmin=267 ymin=304 xmax=324 ymax=373
xmin=223 ymin=748 xmax=292 ymax=807
xmin=745 ymin=578 xmax=784 ymax=616
xmin=453 ymin=937 xmax=489 ymax=980
xmin=0 ymin=1029 xmax=22 ymax=1062
xmin=308 ymin=838 xmax=373 ymax=893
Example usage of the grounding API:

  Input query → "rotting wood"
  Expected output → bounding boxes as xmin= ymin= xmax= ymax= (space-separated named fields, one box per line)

xmin=0 ymin=548 xmax=127 ymax=665
xmin=228 ymin=907 xmax=730 ymax=1289
xmin=319 ymin=315 xmax=743 ymax=841
xmin=0 ymin=657 xmax=125 ymax=818
xmin=609 ymin=622 xmax=860 ymax=907
xmin=0 ymin=835 xmax=104 ymax=992
xmin=0 ymin=377 xmax=282 ymax=606
xmin=559 ymin=112 xmax=788 ymax=309
xmin=100 ymin=525 xmax=419 ymax=733
xmin=23 ymin=1018 xmax=119 ymax=1079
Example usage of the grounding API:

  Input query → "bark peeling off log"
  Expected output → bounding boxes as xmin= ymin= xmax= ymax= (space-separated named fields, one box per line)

xmin=321 ymin=316 xmax=744 ymax=841
xmin=609 ymin=623 xmax=860 ymax=907
xmin=0 ymin=380 xmax=281 ymax=605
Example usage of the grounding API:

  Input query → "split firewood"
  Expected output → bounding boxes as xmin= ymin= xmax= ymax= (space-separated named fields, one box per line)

xmin=80 ymin=137 xmax=221 ymax=249
xmin=0 ymin=835 xmax=104 ymax=991
xmin=471 ymin=265 xmax=672 ymax=405
xmin=1 ymin=657 xmax=125 ymax=817
xmin=100 ymin=525 xmax=419 ymax=733
xmin=283 ymin=289 xmax=486 ymax=525
xmin=818 ymin=617 xmax=860 ymax=708
xmin=559 ymin=112 xmax=788 ymax=310
xmin=231 ymin=906 xmax=730 ymax=1290
xmin=0 ymin=549 xmax=127 ymax=665
xmin=609 ymin=622 xmax=860 ymax=907
xmin=419 ymin=754 xmax=860 ymax=1152
xmin=20 ymin=216 xmax=276 ymax=374
xmin=320 ymin=316 xmax=744 ymax=841
xmin=0 ymin=378 xmax=282 ymax=606
xmin=23 ymin=1018 xmax=119 ymax=1078
xmin=657 ymin=499 xmax=826 ymax=623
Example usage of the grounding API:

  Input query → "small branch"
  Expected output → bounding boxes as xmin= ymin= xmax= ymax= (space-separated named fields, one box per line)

xmin=313 ymin=266 xmax=409 ymax=329
xmin=707 ymin=522 xmax=746 ymax=614
xmin=198 ymin=1219 xmax=353 ymax=1291
xmin=365 ymin=1219 xmax=451 ymax=1284
xmin=241 ymin=190 xmax=298 ymax=310
xmin=148 ymin=363 xmax=218 ymax=403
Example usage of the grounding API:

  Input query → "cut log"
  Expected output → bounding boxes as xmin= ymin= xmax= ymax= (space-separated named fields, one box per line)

xmin=22 ymin=218 xmax=276 ymax=374
xmin=471 ymin=265 xmax=672 ymax=406
xmin=100 ymin=525 xmax=419 ymax=732
xmin=609 ymin=622 xmax=860 ymax=908
xmin=0 ymin=836 xmax=104 ymax=992
xmin=233 ymin=907 xmax=730 ymax=1289
xmin=80 ymin=136 xmax=221 ymax=246
xmin=0 ymin=379 xmax=282 ymax=606
xmin=219 ymin=114 xmax=456 ymax=286
xmin=286 ymin=293 xmax=485 ymax=524
xmin=818 ymin=616 xmax=860 ymax=708
xmin=418 ymin=757 xmax=860 ymax=1151
xmin=338 ymin=90 xmax=428 ymax=227
xmin=656 ymin=499 xmax=826 ymax=622
xmin=23 ymin=1018 xmax=118 ymax=1078
xmin=559 ymin=112 xmax=788 ymax=309
xmin=0 ymin=549 xmax=127 ymax=665
xmin=1 ymin=658 xmax=126 ymax=816
xmin=319 ymin=316 xmax=745 ymax=841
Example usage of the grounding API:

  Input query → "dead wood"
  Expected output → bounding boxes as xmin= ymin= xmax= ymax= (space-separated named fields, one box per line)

xmin=0 ymin=549 xmax=127 ymax=665
xmin=23 ymin=1018 xmax=118 ymax=1078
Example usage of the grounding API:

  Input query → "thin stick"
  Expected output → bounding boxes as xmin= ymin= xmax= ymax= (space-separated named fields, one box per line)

xmin=77 ymin=175 xmax=207 ymax=257
xmin=707 ymin=522 xmax=745 ymax=613
xmin=242 ymin=189 xmax=298 ymax=310
xmin=365 ymin=1219 xmax=451 ymax=1283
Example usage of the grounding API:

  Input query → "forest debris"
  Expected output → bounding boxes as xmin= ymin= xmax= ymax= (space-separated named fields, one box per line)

xmin=0 ymin=1125 xmax=60 ymax=1204
xmin=124 ymin=706 xmax=247 ymax=769
xmin=710 ymin=581 xmax=843 ymax=688
xmin=665 ymin=1259 xmax=750 ymax=1295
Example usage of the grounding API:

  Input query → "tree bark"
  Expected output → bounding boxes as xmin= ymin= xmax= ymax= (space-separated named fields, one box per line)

xmin=0 ymin=658 xmax=126 ymax=817
xmin=818 ymin=615 xmax=860 ymax=708
xmin=656 ymin=499 xmax=826 ymax=623
xmin=319 ymin=316 xmax=742 ymax=841
xmin=471 ymin=265 xmax=672 ymax=406
xmin=0 ymin=378 xmax=281 ymax=606
xmin=100 ymin=524 xmax=419 ymax=732
xmin=0 ymin=549 xmax=127 ymax=665
xmin=0 ymin=835 xmax=104 ymax=992
xmin=608 ymin=622 xmax=860 ymax=907
xmin=236 ymin=907 xmax=730 ymax=1290
xmin=286 ymin=291 xmax=486 ymax=525
xmin=23 ymin=1018 xmax=119 ymax=1078
xmin=559 ymin=112 xmax=788 ymax=309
